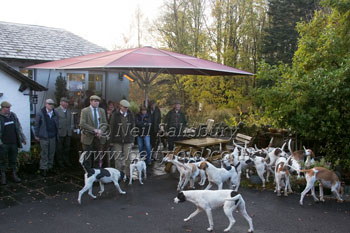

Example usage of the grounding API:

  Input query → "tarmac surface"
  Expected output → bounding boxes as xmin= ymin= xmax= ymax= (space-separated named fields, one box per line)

xmin=1 ymin=161 xmax=350 ymax=233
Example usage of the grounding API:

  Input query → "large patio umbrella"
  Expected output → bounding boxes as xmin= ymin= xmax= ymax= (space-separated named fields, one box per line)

xmin=28 ymin=46 xmax=253 ymax=106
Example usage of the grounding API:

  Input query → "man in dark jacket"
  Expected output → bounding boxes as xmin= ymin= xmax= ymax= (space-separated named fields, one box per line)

xmin=34 ymin=99 xmax=59 ymax=177
xmin=0 ymin=101 xmax=26 ymax=185
xmin=110 ymin=99 xmax=134 ymax=176
xmin=147 ymin=100 xmax=161 ymax=151
xmin=165 ymin=100 xmax=187 ymax=151
xmin=136 ymin=105 xmax=152 ymax=165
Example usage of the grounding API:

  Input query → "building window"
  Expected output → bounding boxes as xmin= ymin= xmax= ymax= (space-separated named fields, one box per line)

xmin=67 ymin=73 xmax=85 ymax=91
xmin=88 ymin=73 xmax=103 ymax=96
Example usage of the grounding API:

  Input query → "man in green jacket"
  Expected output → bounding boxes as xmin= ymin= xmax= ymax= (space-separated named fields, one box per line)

xmin=55 ymin=97 xmax=73 ymax=168
xmin=0 ymin=101 xmax=26 ymax=185
xmin=80 ymin=95 xmax=107 ymax=169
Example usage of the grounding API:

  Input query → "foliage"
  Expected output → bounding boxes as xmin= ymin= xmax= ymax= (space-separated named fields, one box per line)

xmin=54 ymin=73 xmax=68 ymax=106
xmin=253 ymin=1 xmax=350 ymax=169
xmin=17 ymin=144 xmax=41 ymax=170
xmin=129 ymin=101 xmax=140 ymax=115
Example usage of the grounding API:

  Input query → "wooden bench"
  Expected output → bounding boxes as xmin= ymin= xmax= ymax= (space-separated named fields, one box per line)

xmin=233 ymin=133 xmax=253 ymax=147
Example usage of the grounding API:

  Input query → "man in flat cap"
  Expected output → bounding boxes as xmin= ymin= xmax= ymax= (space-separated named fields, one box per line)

xmin=55 ymin=97 xmax=73 ymax=168
xmin=79 ymin=95 xmax=107 ymax=168
xmin=34 ymin=99 xmax=59 ymax=177
xmin=164 ymin=100 xmax=187 ymax=151
xmin=0 ymin=101 xmax=26 ymax=185
xmin=110 ymin=99 xmax=135 ymax=176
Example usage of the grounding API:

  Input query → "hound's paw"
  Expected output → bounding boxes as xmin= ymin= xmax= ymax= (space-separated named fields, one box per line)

xmin=248 ymin=229 xmax=254 ymax=233
xmin=128 ymin=182 xmax=132 ymax=185
xmin=224 ymin=227 xmax=231 ymax=232
xmin=91 ymin=195 xmax=97 ymax=199
xmin=98 ymin=191 xmax=103 ymax=196
xmin=77 ymin=199 xmax=81 ymax=204
xmin=337 ymin=199 xmax=344 ymax=203
xmin=120 ymin=191 xmax=126 ymax=195
xmin=206 ymin=227 xmax=213 ymax=232
xmin=284 ymin=193 xmax=288 ymax=197
xmin=320 ymin=198 xmax=325 ymax=202
xmin=299 ymin=201 xmax=303 ymax=206
xmin=184 ymin=218 xmax=190 ymax=222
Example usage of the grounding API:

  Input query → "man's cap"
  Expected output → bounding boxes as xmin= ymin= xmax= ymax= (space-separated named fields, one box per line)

xmin=60 ymin=97 xmax=69 ymax=103
xmin=90 ymin=95 xmax=101 ymax=101
xmin=120 ymin=99 xmax=130 ymax=108
xmin=0 ymin=101 xmax=11 ymax=108
xmin=46 ymin=99 xmax=55 ymax=104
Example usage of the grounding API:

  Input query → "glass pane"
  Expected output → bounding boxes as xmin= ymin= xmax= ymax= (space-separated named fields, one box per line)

xmin=67 ymin=73 xmax=85 ymax=91
xmin=88 ymin=74 xmax=103 ymax=96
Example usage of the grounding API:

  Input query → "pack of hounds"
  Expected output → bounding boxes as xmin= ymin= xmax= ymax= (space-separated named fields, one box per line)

xmin=77 ymin=138 xmax=345 ymax=232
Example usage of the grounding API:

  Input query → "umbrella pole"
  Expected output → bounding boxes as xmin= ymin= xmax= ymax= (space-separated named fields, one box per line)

xmin=145 ymin=84 xmax=149 ymax=108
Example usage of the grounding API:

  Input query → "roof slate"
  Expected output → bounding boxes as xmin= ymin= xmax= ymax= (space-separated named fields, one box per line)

xmin=0 ymin=21 xmax=108 ymax=61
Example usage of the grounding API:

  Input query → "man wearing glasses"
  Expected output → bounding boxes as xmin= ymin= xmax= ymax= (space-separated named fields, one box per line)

xmin=0 ymin=101 xmax=26 ymax=185
xmin=34 ymin=99 xmax=59 ymax=177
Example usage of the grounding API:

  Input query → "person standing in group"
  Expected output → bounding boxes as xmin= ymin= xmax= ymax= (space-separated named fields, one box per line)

xmin=110 ymin=99 xmax=134 ymax=176
xmin=0 ymin=101 xmax=26 ymax=185
xmin=165 ymin=100 xmax=187 ymax=151
xmin=147 ymin=100 xmax=161 ymax=151
xmin=55 ymin=97 xmax=73 ymax=168
xmin=135 ymin=105 xmax=152 ymax=165
xmin=80 ymin=95 xmax=107 ymax=169
xmin=104 ymin=100 xmax=116 ymax=167
xmin=106 ymin=101 xmax=116 ymax=123
xmin=34 ymin=99 xmax=59 ymax=177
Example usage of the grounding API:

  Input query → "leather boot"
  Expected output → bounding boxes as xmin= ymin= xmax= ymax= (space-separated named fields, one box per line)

xmin=1 ymin=171 xmax=6 ymax=185
xmin=12 ymin=170 xmax=21 ymax=183
xmin=41 ymin=169 xmax=47 ymax=177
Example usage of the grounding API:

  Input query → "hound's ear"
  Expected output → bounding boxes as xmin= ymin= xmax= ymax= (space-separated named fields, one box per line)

xmin=177 ymin=191 xmax=186 ymax=202
xmin=274 ymin=148 xmax=282 ymax=156
xmin=230 ymin=191 xmax=239 ymax=197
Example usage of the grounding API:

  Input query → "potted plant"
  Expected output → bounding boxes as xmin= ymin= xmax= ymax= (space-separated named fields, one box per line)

xmin=17 ymin=146 xmax=40 ymax=174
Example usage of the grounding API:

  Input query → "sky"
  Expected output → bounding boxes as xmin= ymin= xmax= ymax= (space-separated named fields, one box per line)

xmin=0 ymin=0 xmax=164 ymax=50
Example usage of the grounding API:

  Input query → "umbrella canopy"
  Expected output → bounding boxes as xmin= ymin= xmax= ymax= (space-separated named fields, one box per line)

xmin=28 ymin=46 xmax=253 ymax=105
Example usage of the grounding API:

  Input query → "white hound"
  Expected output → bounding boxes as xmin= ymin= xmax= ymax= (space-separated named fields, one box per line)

xmin=174 ymin=190 xmax=254 ymax=232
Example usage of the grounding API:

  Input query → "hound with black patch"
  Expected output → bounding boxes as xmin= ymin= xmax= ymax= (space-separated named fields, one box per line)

xmin=299 ymin=167 xmax=343 ymax=205
xmin=174 ymin=190 xmax=254 ymax=232
xmin=78 ymin=152 xmax=126 ymax=204
xmin=129 ymin=157 xmax=147 ymax=185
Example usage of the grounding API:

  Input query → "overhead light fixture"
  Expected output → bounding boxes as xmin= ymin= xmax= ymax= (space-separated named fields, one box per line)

xmin=123 ymin=74 xmax=134 ymax=82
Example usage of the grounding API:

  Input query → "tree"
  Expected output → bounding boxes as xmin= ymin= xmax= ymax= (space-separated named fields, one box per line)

xmin=54 ymin=73 xmax=68 ymax=106
xmin=254 ymin=0 xmax=350 ymax=168
xmin=261 ymin=0 xmax=319 ymax=65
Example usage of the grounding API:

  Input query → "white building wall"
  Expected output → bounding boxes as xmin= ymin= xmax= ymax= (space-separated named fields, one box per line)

xmin=0 ymin=70 xmax=31 ymax=151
